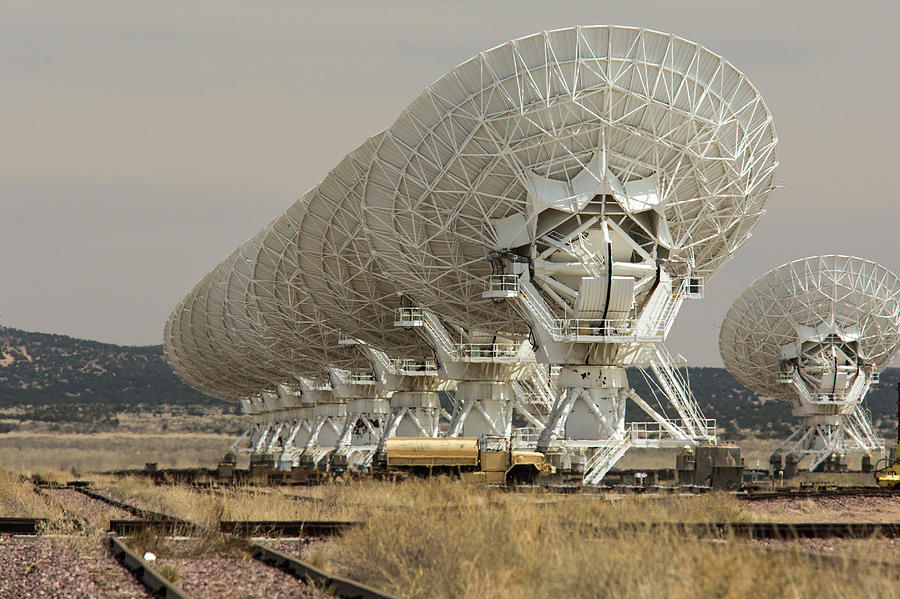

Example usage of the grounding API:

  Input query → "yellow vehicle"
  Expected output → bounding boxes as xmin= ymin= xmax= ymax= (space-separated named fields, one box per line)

xmin=384 ymin=436 xmax=555 ymax=484
xmin=875 ymin=452 xmax=900 ymax=488
xmin=874 ymin=384 xmax=900 ymax=488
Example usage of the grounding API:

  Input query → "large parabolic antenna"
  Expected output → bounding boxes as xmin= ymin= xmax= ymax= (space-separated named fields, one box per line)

xmin=720 ymin=255 xmax=900 ymax=470
xmin=165 ymin=222 xmax=450 ymax=470
xmin=355 ymin=25 xmax=778 ymax=478
xmin=361 ymin=25 xmax=778 ymax=329
xmin=164 ymin=26 xmax=778 ymax=480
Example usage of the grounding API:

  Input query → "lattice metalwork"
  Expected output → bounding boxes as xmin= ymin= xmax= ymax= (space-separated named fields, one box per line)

xmin=357 ymin=25 xmax=778 ymax=333
xmin=164 ymin=26 xmax=778 ymax=410
xmin=720 ymin=255 xmax=900 ymax=399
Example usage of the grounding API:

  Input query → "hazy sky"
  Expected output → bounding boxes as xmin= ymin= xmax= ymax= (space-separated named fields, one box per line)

xmin=1 ymin=1 xmax=898 ymax=366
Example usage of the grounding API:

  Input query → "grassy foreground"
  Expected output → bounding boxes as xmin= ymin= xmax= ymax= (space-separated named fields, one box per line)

xmin=79 ymin=476 xmax=900 ymax=599
xmin=5 ymin=469 xmax=900 ymax=598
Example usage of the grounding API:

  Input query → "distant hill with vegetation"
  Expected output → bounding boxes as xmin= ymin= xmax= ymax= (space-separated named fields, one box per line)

xmin=0 ymin=326 xmax=230 ymax=434
xmin=1 ymin=325 xmax=897 ymax=440
xmin=0 ymin=326 xmax=218 ymax=408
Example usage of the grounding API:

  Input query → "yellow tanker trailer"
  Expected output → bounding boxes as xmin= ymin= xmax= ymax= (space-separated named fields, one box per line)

xmin=385 ymin=436 xmax=554 ymax=484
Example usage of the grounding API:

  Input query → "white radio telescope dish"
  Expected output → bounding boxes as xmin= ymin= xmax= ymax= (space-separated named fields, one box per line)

xmin=720 ymin=255 xmax=900 ymax=470
xmin=354 ymin=25 xmax=777 ymax=477
xmin=360 ymin=25 xmax=778 ymax=334
xmin=163 ymin=25 xmax=780 ymax=481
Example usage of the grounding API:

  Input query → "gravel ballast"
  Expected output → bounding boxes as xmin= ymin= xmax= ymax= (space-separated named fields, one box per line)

xmin=49 ymin=488 xmax=135 ymax=522
xmin=154 ymin=555 xmax=327 ymax=599
xmin=0 ymin=536 xmax=154 ymax=599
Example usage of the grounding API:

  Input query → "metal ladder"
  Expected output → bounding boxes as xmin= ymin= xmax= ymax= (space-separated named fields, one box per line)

xmin=417 ymin=309 xmax=460 ymax=358
xmin=541 ymin=230 xmax=605 ymax=278
xmin=516 ymin=278 xmax=559 ymax=336
xmin=648 ymin=345 xmax=710 ymax=440
xmin=654 ymin=279 xmax=688 ymax=337
xmin=526 ymin=362 xmax=556 ymax=414
xmin=583 ymin=434 xmax=633 ymax=485
xmin=845 ymin=405 xmax=881 ymax=450
xmin=510 ymin=381 xmax=550 ymax=427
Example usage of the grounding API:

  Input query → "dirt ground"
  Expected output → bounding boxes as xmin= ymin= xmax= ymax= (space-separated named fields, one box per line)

xmin=743 ymin=494 xmax=900 ymax=523
xmin=0 ymin=432 xmax=245 ymax=473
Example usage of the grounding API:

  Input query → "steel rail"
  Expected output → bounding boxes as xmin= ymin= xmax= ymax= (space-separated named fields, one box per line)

xmin=737 ymin=486 xmax=898 ymax=501
xmin=76 ymin=487 xmax=194 ymax=526
xmin=710 ymin=538 xmax=898 ymax=570
xmin=27 ymin=482 xmax=195 ymax=598
xmin=108 ymin=518 xmax=361 ymax=537
xmin=251 ymin=543 xmax=398 ymax=599
xmin=0 ymin=517 xmax=48 ymax=535
xmin=32 ymin=485 xmax=89 ymax=533
xmin=107 ymin=519 xmax=200 ymax=536
xmin=220 ymin=520 xmax=361 ymax=537
xmin=108 ymin=535 xmax=193 ymax=599
xmin=565 ymin=521 xmax=900 ymax=539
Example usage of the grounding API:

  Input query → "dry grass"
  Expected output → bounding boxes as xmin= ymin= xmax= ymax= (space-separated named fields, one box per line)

xmin=95 ymin=476 xmax=371 ymax=522
xmin=8 ymin=469 xmax=900 ymax=598
xmin=91 ymin=476 xmax=796 ymax=528
xmin=125 ymin=523 xmax=248 ymax=562
xmin=303 ymin=480 xmax=899 ymax=599
xmin=0 ymin=467 xmax=57 ymax=518
xmin=320 ymin=511 xmax=898 ymax=598
xmin=0 ymin=468 xmax=109 ymax=548
xmin=0 ymin=432 xmax=239 ymax=473
xmin=93 ymin=477 xmax=900 ymax=597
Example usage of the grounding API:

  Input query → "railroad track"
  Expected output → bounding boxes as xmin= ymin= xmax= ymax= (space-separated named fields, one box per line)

xmin=31 ymin=484 xmax=89 ymax=533
xmin=76 ymin=486 xmax=359 ymax=537
xmin=71 ymin=486 xmax=397 ymax=599
xmin=614 ymin=521 xmax=900 ymax=539
xmin=0 ymin=517 xmax=48 ymax=535
xmin=106 ymin=535 xmax=192 ymax=599
xmin=737 ymin=485 xmax=898 ymax=501
xmin=107 ymin=518 xmax=360 ymax=537
xmin=9 ymin=479 xmax=900 ymax=596
xmin=9 ymin=481 xmax=389 ymax=599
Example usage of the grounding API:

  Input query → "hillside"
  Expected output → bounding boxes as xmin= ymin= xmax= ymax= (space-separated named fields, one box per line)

xmin=0 ymin=326 xmax=218 ymax=407
xmin=0 ymin=326 xmax=231 ymax=434
xmin=0 ymin=325 xmax=898 ymax=440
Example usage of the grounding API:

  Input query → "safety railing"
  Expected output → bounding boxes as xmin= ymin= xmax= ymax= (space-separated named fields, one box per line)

xmin=649 ymin=345 xmax=712 ymax=440
xmin=393 ymin=307 xmax=457 ymax=358
xmin=523 ymin=363 xmax=557 ymax=409
xmin=457 ymin=343 xmax=520 ymax=360
xmin=482 ymin=274 xmax=519 ymax=298
xmin=583 ymin=435 xmax=632 ymax=485
xmin=683 ymin=277 xmax=704 ymax=299
xmin=557 ymin=318 xmax=639 ymax=338
xmin=515 ymin=277 xmax=566 ymax=334
xmin=779 ymin=364 xmax=871 ymax=405
xmin=343 ymin=372 xmax=376 ymax=385
xmin=337 ymin=332 xmax=360 ymax=345
xmin=627 ymin=419 xmax=717 ymax=442
xmin=394 ymin=307 xmax=425 ymax=326
xmin=485 ymin=275 xmax=687 ymax=343
xmin=394 ymin=306 xmax=523 ymax=363
xmin=365 ymin=347 xmax=395 ymax=375
xmin=394 ymin=358 xmax=438 ymax=376
xmin=510 ymin=427 xmax=542 ymax=449
xmin=776 ymin=369 xmax=793 ymax=383
xmin=541 ymin=230 xmax=605 ymax=277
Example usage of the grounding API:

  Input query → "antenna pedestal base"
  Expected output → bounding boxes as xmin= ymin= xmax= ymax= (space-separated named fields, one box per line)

xmin=448 ymin=381 xmax=514 ymax=439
